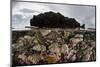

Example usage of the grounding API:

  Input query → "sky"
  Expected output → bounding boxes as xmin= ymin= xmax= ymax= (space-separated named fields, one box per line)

xmin=12 ymin=0 xmax=96 ymax=30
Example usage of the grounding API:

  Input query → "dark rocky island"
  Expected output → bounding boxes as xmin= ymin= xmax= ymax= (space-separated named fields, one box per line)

xmin=30 ymin=11 xmax=85 ymax=28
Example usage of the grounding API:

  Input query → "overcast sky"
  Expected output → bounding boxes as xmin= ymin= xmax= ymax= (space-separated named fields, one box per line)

xmin=12 ymin=0 xmax=96 ymax=30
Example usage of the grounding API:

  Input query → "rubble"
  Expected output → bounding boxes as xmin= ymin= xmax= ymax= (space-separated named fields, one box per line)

xmin=32 ymin=44 xmax=46 ymax=51
xmin=45 ymin=54 xmax=60 ymax=63
xmin=60 ymin=44 xmax=69 ymax=54
xmin=40 ymin=30 xmax=51 ymax=36
xmin=12 ymin=30 xmax=96 ymax=66
xmin=48 ymin=43 xmax=60 ymax=53
xmin=27 ymin=54 xmax=41 ymax=64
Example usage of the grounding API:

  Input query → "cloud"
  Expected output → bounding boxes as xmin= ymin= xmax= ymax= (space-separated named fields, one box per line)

xmin=12 ymin=14 xmax=31 ymax=29
xmin=12 ymin=14 xmax=23 ymax=24
xmin=19 ymin=8 xmax=40 ymax=13
xmin=81 ymin=15 xmax=95 ymax=28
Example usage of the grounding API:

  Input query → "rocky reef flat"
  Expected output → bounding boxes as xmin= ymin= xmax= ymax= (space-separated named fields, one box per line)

xmin=12 ymin=29 xmax=96 ymax=66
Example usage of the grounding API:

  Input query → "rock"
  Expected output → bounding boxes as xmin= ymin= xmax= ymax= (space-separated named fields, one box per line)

xmin=13 ymin=42 xmax=24 ymax=49
xmin=24 ymin=35 xmax=32 ymax=40
xmin=79 ymin=41 xmax=88 ymax=50
xmin=70 ymin=38 xmax=83 ymax=44
xmin=70 ymin=34 xmax=83 ymax=45
xmin=74 ymin=34 xmax=83 ymax=38
xmin=40 ymin=30 xmax=51 ymax=36
xmin=65 ymin=50 xmax=76 ymax=60
xmin=81 ymin=53 xmax=92 ymax=61
xmin=16 ymin=37 xmax=25 ymax=47
xmin=18 ymin=53 xmax=27 ymax=62
xmin=47 ymin=39 xmax=53 ymax=43
xmin=46 ymin=31 xmax=60 ymax=39
xmin=80 ymin=43 xmax=93 ymax=62
xmin=45 ymin=54 xmax=60 ymax=63
xmin=71 ymin=55 xmax=76 ymax=61
xmin=48 ymin=43 xmax=60 ymax=55
xmin=91 ymin=41 xmax=96 ymax=48
xmin=63 ymin=31 xmax=70 ymax=37
xmin=61 ymin=44 xmax=69 ymax=54
xmin=33 ymin=39 xmax=39 ymax=44
xmin=27 ymin=54 xmax=40 ymax=64
xmin=18 ymin=37 xmax=25 ymax=42
xmin=32 ymin=44 xmax=46 ymax=51
xmin=57 ymin=38 xmax=61 ymax=41
xmin=41 ymin=45 xmax=46 ymax=51
xmin=18 ymin=40 xmax=24 ymax=46
xmin=23 ymin=35 xmax=34 ymax=45
xmin=83 ymin=47 xmax=93 ymax=54
xmin=12 ymin=44 xmax=15 ymax=48
xmin=12 ymin=43 xmax=18 ymax=49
